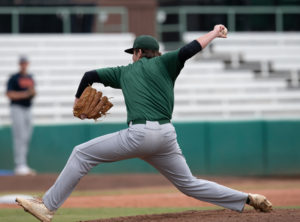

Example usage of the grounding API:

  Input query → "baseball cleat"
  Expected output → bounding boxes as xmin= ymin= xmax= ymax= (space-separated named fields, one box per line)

xmin=248 ymin=193 xmax=272 ymax=212
xmin=15 ymin=166 xmax=37 ymax=176
xmin=16 ymin=197 xmax=55 ymax=222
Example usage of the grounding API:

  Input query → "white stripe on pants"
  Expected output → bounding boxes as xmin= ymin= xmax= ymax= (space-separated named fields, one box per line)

xmin=10 ymin=104 xmax=32 ymax=168
xmin=43 ymin=121 xmax=248 ymax=211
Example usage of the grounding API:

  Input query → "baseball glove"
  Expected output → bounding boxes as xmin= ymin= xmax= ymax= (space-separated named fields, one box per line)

xmin=73 ymin=86 xmax=113 ymax=120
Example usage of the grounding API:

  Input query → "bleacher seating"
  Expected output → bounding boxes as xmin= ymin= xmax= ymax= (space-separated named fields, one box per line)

xmin=185 ymin=33 xmax=300 ymax=77
xmin=0 ymin=33 xmax=300 ymax=125
xmin=182 ymin=32 xmax=300 ymax=120
xmin=0 ymin=34 xmax=133 ymax=124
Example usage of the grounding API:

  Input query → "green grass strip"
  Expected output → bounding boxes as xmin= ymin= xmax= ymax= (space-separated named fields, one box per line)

xmin=0 ymin=207 xmax=218 ymax=222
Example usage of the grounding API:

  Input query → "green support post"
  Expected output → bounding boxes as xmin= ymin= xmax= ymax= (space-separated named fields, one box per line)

xmin=178 ymin=9 xmax=187 ymax=43
xmin=62 ymin=10 xmax=71 ymax=33
xmin=228 ymin=9 xmax=236 ymax=32
xmin=12 ymin=10 xmax=19 ymax=34
xmin=276 ymin=9 xmax=284 ymax=32
xmin=121 ymin=11 xmax=128 ymax=33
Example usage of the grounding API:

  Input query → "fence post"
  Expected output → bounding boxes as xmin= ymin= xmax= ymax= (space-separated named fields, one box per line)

xmin=121 ymin=10 xmax=129 ymax=33
xmin=12 ymin=9 xmax=19 ymax=34
xmin=62 ymin=9 xmax=71 ymax=33
xmin=227 ymin=9 xmax=236 ymax=32
xmin=179 ymin=8 xmax=186 ymax=42
xmin=276 ymin=9 xmax=283 ymax=32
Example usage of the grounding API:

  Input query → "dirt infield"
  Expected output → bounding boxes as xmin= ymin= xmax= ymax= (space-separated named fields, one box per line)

xmin=62 ymin=188 xmax=300 ymax=208
xmin=1 ymin=174 xmax=300 ymax=192
xmin=0 ymin=174 xmax=170 ymax=191
xmin=83 ymin=209 xmax=300 ymax=222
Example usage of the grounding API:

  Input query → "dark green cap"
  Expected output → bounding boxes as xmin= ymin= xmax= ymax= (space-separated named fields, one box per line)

xmin=125 ymin=35 xmax=159 ymax=54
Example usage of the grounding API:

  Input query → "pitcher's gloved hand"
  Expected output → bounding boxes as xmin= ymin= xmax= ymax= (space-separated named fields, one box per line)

xmin=73 ymin=86 xmax=113 ymax=120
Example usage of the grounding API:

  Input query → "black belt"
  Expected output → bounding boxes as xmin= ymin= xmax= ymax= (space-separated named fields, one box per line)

xmin=131 ymin=119 xmax=170 ymax=125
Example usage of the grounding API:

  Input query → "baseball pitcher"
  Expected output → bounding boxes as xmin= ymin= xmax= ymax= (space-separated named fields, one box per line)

xmin=16 ymin=25 xmax=272 ymax=222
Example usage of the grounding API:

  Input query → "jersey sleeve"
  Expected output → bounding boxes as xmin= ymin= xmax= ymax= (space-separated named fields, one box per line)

xmin=30 ymin=75 xmax=36 ymax=87
xmin=96 ymin=67 xmax=123 ymax=89
xmin=160 ymin=49 xmax=184 ymax=81
xmin=6 ymin=76 xmax=16 ymax=92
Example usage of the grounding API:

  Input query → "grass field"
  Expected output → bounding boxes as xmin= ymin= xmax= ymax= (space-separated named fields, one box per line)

xmin=0 ymin=206 xmax=219 ymax=222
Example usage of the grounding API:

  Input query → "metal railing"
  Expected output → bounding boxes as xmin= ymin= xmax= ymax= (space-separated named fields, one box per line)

xmin=157 ymin=6 xmax=300 ymax=46
xmin=0 ymin=6 xmax=129 ymax=33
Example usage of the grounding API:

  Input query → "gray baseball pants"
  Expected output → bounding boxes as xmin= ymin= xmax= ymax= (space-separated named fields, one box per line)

xmin=43 ymin=121 xmax=248 ymax=212
xmin=10 ymin=104 xmax=33 ymax=169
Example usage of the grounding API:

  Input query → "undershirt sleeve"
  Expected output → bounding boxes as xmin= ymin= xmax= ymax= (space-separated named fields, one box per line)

xmin=75 ymin=70 xmax=100 ymax=98
xmin=178 ymin=40 xmax=203 ymax=63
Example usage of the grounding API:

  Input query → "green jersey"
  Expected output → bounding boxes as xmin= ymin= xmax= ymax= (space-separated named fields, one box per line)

xmin=96 ymin=49 xmax=184 ymax=124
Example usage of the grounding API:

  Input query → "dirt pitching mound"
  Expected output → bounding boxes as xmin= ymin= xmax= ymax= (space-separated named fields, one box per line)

xmin=82 ymin=209 xmax=300 ymax=222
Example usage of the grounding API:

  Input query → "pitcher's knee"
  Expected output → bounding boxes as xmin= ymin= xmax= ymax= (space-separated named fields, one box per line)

xmin=70 ymin=145 xmax=87 ymax=164
xmin=71 ymin=145 xmax=95 ymax=172
xmin=72 ymin=144 xmax=85 ymax=156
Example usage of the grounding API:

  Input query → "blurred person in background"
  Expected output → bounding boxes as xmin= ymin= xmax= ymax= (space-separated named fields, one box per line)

xmin=6 ymin=56 xmax=36 ymax=176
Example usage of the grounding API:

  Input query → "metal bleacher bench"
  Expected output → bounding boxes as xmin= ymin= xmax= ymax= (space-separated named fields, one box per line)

xmin=1 ymin=33 xmax=300 ymax=125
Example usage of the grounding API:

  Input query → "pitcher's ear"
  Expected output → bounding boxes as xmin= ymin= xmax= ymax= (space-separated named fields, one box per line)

xmin=138 ymin=49 xmax=143 ymax=58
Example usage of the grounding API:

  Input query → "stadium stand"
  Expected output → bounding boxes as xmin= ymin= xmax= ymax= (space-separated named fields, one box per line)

xmin=0 ymin=33 xmax=300 ymax=125
xmin=0 ymin=34 xmax=133 ymax=124
xmin=182 ymin=32 xmax=300 ymax=120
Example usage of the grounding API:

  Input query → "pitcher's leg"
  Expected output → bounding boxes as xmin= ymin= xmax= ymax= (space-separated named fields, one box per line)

xmin=144 ymin=152 xmax=248 ymax=212
xmin=43 ymin=130 xmax=131 ymax=211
